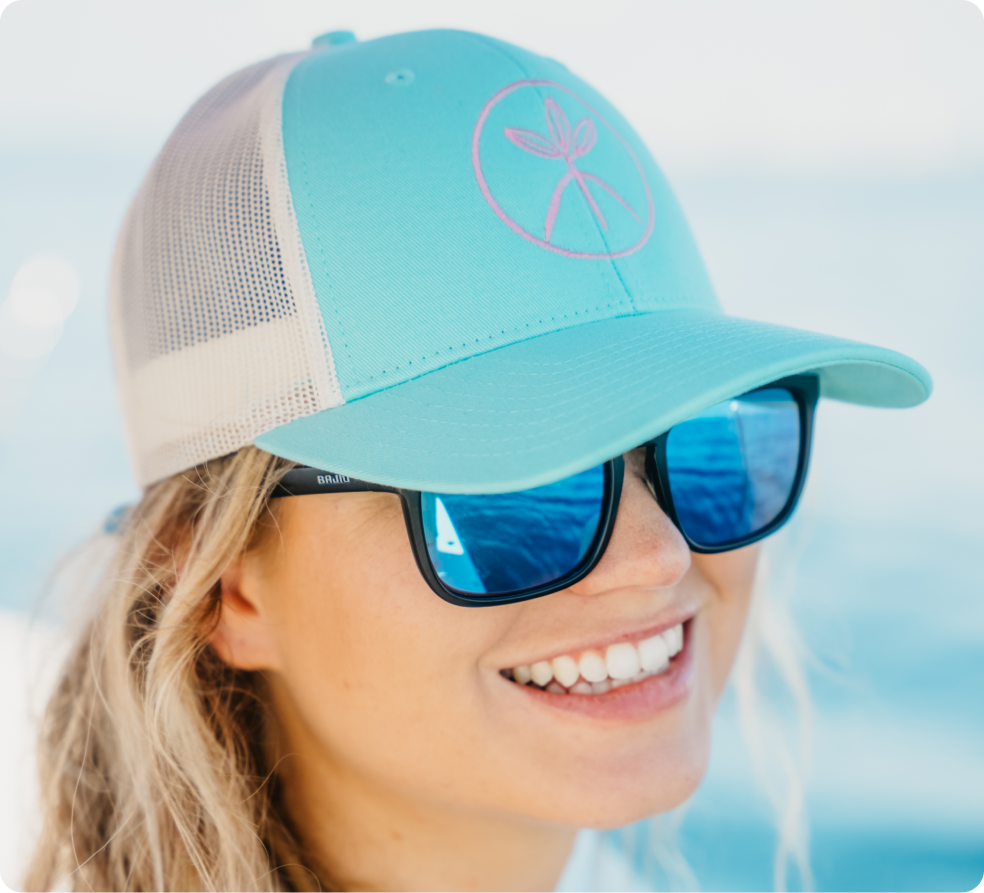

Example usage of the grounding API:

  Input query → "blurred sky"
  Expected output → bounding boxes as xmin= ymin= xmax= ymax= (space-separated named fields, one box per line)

xmin=0 ymin=2 xmax=982 ymax=890
xmin=2 ymin=0 xmax=984 ymax=176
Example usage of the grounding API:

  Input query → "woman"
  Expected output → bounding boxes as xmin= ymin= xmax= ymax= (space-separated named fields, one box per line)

xmin=26 ymin=28 xmax=930 ymax=892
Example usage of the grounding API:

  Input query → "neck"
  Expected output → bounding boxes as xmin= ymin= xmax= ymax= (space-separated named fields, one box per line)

xmin=269 ymin=681 xmax=577 ymax=892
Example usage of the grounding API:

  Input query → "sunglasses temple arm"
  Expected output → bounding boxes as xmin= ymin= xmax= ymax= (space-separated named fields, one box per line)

xmin=271 ymin=466 xmax=400 ymax=498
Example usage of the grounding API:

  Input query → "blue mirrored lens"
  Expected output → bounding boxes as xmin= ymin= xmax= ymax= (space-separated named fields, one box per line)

xmin=665 ymin=388 xmax=801 ymax=547
xmin=421 ymin=464 xmax=606 ymax=596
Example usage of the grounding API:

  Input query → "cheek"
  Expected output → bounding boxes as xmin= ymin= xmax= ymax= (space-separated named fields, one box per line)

xmin=692 ymin=545 xmax=759 ymax=701
xmin=263 ymin=498 xmax=512 ymax=790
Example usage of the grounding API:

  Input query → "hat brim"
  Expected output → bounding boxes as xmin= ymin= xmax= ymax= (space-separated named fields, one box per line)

xmin=255 ymin=309 xmax=931 ymax=494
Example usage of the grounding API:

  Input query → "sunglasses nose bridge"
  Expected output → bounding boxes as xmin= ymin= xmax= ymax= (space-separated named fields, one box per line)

xmin=642 ymin=440 xmax=672 ymax=514
xmin=570 ymin=456 xmax=691 ymax=598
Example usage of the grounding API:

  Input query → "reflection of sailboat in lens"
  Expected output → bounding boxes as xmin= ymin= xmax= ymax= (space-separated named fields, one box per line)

xmin=504 ymin=97 xmax=640 ymax=242
xmin=430 ymin=497 xmax=487 ymax=593
xmin=422 ymin=466 xmax=606 ymax=597
xmin=435 ymin=497 xmax=464 ymax=555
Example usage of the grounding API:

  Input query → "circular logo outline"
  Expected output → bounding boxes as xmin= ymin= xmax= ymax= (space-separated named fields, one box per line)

xmin=472 ymin=79 xmax=654 ymax=260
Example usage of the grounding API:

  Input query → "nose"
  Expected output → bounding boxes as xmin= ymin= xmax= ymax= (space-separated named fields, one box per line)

xmin=571 ymin=450 xmax=691 ymax=595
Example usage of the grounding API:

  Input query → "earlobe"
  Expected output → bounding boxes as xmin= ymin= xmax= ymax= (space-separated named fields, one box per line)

xmin=210 ymin=554 xmax=282 ymax=672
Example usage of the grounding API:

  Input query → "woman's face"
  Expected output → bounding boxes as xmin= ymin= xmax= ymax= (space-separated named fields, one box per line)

xmin=221 ymin=447 xmax=757 ymax=838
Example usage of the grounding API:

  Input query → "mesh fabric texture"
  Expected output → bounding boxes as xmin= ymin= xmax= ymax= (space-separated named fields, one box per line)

xmin=110 ymin=52 xmax=342 ymax=487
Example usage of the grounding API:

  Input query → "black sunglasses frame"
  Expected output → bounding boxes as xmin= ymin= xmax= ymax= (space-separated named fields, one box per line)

xmin=272 ymin=374 xmax=818 ymax=607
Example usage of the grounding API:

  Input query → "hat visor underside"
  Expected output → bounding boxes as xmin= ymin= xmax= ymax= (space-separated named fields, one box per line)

xmin=254 ymin=308 xmax=931 ymax=494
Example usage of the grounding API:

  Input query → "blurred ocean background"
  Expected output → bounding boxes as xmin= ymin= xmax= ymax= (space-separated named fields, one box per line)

xmin=1 ymin=1 xmax=982 ymax=890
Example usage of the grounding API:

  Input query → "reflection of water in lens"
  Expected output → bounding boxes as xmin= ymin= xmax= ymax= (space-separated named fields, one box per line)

xmin=667 ymin=390 xmax=800 ymax=546
xmin=422 ymin=465 xmax=605 ymax=596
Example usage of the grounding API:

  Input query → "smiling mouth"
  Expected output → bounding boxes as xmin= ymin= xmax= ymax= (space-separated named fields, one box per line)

xmin=502 ymin=622 xmax=688 ymax=696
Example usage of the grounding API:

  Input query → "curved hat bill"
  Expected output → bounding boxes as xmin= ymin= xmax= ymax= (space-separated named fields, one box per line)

xmin=112 ymin=29 xmax=932 ymax=489
xmin=255 ymin=308 xmax=932 ymax=494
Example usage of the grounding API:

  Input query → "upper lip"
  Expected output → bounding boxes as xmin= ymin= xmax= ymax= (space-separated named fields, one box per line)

xmin=496 ymin=604 xmax=697 ymax=670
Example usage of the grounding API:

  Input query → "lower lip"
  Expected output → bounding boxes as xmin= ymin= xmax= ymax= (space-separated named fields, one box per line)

xmin=508 ymin=622 xmax=695 ymax=722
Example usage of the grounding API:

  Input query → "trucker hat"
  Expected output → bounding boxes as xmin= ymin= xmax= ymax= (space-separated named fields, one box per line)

xmin=110 ymin=28 xmax=931 ymax=492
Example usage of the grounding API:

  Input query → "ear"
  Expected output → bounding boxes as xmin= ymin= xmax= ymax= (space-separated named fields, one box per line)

xmin=209 ymin=553 xmax=283 ymax=672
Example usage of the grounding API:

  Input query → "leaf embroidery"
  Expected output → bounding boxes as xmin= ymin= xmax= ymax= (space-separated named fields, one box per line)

xmin=504 ymin=97 xmax=639 ymax=242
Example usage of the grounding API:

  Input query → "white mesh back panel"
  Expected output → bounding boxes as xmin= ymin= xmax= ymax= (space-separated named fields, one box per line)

xmin=110 ymin=52 xmax=342 ymax=487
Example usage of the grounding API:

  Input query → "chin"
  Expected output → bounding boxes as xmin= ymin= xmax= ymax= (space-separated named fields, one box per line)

xmin=591 ymin=752 xmax=708 ymax=829
xmin=522 ymin=723 xmax=713 ymax=830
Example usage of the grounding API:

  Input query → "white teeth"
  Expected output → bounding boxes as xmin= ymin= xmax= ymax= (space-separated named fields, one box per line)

xmin=638 ymin=633 xmax=669 ymax=673
xmin=605 ymin=642 xmax=641 ymax=680
xmin=551 ymin=654 xmax=580 ymax=688
xmin=578 ymin=650 xmax=608 ymax=683
xmin=530 ymin=660 xmax=554 ymax=687
xmin=509 ymin=622 xmax=686 ymax=695
xmin=663 ymin=624 xmax=684 ymax=657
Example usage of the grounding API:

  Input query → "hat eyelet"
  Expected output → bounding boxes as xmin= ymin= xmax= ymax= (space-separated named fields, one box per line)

xmin=385 ymin=69 xmax=415 ymax=86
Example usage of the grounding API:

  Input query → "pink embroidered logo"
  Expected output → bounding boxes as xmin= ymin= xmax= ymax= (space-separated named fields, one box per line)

xmin=472 ymin=80 xmax=654 ymax=260
xmin=504 ymin=97 xmax=640 ymax=243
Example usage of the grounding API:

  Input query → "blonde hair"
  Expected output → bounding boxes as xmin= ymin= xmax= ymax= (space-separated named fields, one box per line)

xmin=25 ymin=446 xmax=325 ymax=892
xmin=733 ymin=541 xmax=814 ymax=891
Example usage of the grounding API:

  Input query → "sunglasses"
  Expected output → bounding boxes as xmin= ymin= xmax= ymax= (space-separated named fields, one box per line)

xmin=272 ymin=375 xmax=818 ymax=606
